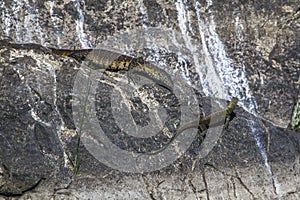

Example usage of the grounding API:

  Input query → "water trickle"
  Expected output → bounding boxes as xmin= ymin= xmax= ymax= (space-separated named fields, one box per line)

xmin=176 ymin=0 xmax=211 ymax=95
xmin=195 ymin=1 xmax=247 ymax=100
xmin=138 ymin=0 xmax=149 ymax=30
xmin=49 ymin=1 xmax=61 ymax=47
xmin=34 ymin=8 xmax=45 ymax=45
xmin=196 ymin=0 xmax=257 ymax=111
xmin=1 ymin=0 xmax=45 ymax=44
xmin=195 ymin=0 xmax=282 ymax=197
xmin=137 ymin=0 xmax=152 ymax=49
xmin=1 ymin=2 xmax=11 ymax=36
xmin=174 ymin=2 xmax=282 ymax=196
xmin=247 ymin=119 xmax=282 ymax=197
xmin=74 ymin=0 xmax=90 ymax=48
xmin=137 ymin=0 xmax=161 ymax=61
xmin=23 ymin=5 xmax=34 ymax=43
xmin=11 ymin=0 xmax=22 ymax=42
xmin=135 ymin=0 xmax=174 ymax=76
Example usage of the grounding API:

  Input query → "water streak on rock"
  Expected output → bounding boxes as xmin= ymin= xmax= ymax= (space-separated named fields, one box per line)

xmin=248 ymin=119 xmax=282 ymax=198
xmin=195 ymin=0 xmax=282 ymax=197
xmin=12 ymin=0 xmax=22 ymax=42
xmin=74 ymin=0 xmax=90 ymax=48
xmin=137 ymin=0 xmax=163 ymax=67
xmin=176 ymin=0 xmax=205 ymax=92
xmin=49 ymin=0 xmax=61 ymax=47
xmin=0 ymin=1 xmax=11 ymax=36
xmin=1 ymin=0 xmax=45 ymax=44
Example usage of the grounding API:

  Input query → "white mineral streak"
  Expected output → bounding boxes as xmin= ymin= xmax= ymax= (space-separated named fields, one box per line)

xmin=49 ymin=0 xmax=61 ymax=47
xmin=74 ymin=0 xmax=90 ymax=48
xmin=10 ymin=48 xmax=69 ymax=167
xmin=176 ymin=0 xmax=212 ymax=95
xmin=137 ymin=0 xmax=163 ymax=66
xmin=12 ymin=0 xmax=22 ymax=42
xmin=177 ymin=1 xmax=282 ymax=197
xmin=40 ymin=57 xmax=70 ymax=168
xmin=233 ymin=7 xmax=282 ymax=199
xmin=0 ymin=1 xmax=11 ymax=36
xmin=2 ymin=0 xmax=45 ymax=44
xmin=199 ymin=0 xmax=282 ymax=197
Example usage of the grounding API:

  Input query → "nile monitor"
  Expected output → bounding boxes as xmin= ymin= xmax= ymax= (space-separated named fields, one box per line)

xmin=145 ymin=97 xmax=239 ymax=155
xmin=50 ymin=48 xmax=173 ymax=91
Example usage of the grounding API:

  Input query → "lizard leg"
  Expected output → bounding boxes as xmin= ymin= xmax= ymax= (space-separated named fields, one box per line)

xmin=224 ymin=112 xmax=230 ymax=130
xmin=198 ymin=111 xmax=207 ymax=132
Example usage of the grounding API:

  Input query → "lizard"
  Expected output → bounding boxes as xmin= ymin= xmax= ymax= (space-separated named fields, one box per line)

xmin=50 ymin=48 xmax=92 ymax=61
xmin=50 ymin=48 xmax=173 ymax=91
xmin=145 ymin=97 xmax=239 ymax=155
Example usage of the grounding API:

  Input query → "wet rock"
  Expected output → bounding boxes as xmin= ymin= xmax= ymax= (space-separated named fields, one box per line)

xmin=213 ymin=0 xmax=300 ymax=127
xmin=0 ymin=0 xmax=299 ymax=199
xmin=0 ymin=37 xmax=299 ymax=199
xmin=1 ymin=0 xmax=298 ymax=128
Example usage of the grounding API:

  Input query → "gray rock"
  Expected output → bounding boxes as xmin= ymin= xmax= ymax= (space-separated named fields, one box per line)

xmin=0 ymin=0 xmax=298 ymax=127
xmin=0 ymin=0 xmax=299 ymax=199
xmin=0 ymin=39 xmax=299 ymax=199
xmin=0 ymin=41 xmax=71 ymax=196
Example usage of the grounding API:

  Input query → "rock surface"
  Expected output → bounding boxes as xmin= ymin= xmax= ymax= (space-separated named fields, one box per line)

xmin=1 ymin=0 xmax=298 ymax=127
xmin=0 ymin=39 xmax=299 ymax=199
xmin=0 ymin=0 xmax=299 ymax=199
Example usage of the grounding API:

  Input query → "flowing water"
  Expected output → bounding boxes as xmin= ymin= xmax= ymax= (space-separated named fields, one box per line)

xmin=193 ymin=0 xmax=282 ymax=197
xmin=74 ymin=0 xmax=90 ymax=48
xmin=1 ymin=0 xmax=90 ymax=47
xmin=134 ymin=3 xmax=281 ymax=195
xmin=137 ymin=0 xmax=166 ymax=68
xmin=233 ymin=5 xmax=282 ymax=198
xmin=176 ymin=0 xmax=208 ymax=92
